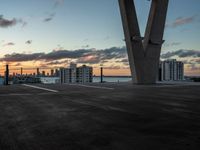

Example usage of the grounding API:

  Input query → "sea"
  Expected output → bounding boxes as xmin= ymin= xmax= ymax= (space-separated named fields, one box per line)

xmin=93 ymin=76 xmax=132 ymax=83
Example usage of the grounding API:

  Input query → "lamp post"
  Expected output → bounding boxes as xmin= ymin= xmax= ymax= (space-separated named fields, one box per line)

xmin=100 ymin=64 xmax=103 ymax=83
xmin=5 ymin=64 xmax=9 ymax=85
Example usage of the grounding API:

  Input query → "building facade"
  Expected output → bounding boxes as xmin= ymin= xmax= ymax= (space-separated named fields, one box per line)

xmin=76 ymin=65 xmax=93 ymax=83
xmin=159 ymin=59 xmax=184 ymax=81
xmin=59 ymin=64 xmax=93 ymax=84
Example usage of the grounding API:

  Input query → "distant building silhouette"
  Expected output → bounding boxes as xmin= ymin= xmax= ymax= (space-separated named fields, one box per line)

xmin=51 ymin=69 xmax=54 ymax=76
xmin=42 ymin=71 xmax=46 ymax=77
xmin=55 ymin=69 xmax=60 ymax=77
xmin=37 ymin=68 xmax=40 ymax=76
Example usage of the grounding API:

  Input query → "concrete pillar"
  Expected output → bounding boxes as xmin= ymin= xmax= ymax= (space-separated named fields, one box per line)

xmin=119 ymin=0 xmax=169 ymax=84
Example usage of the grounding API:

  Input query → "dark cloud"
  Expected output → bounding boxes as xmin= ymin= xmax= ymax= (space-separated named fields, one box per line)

xmin=25 ymin=40 xmax=32 ymax=44
xmin=3 ymin=42 xmax=15 ymax=46
xmin=0 ymin=15 xmax=26 ymax=28
xmin=98 ymin=47 xmax=127 ymax=60
xmin=42 ymin=49 xmax=92 ymax=61
xmin=44 ymin=13 xmax=55 ymax=22
xmin=46 ymin=60 xmax=69 ymax=66
xmin=0 ymin=15 xmax=17 ymax=28
xmin=166 ymin=15 xmax=198 ymax=28
xmin=44 ymin=18 xmax=52 ymax=22
xmin=161 ymin=50 xmax=200 ymax=59
xmin=0 ymin=53 xmax=44 ymax=62
xmin=0 ymin=47 xmax=127 ymax=64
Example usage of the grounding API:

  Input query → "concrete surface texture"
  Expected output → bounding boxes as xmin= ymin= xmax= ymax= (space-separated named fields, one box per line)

xmin=0 ymin=82 xmax=200 ymax=150
xmin=119 ymin=0 xmax=169 ymax=84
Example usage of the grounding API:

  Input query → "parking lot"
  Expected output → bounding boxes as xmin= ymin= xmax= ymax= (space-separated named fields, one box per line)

xmin=0 ymin=83 xmax=200 ymax=150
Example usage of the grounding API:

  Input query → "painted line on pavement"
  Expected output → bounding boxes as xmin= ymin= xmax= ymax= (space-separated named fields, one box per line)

xmin=68 ymin=84 xmax=114 ymax=90
xmin=23 ymin=84 xmax=58 ymax=93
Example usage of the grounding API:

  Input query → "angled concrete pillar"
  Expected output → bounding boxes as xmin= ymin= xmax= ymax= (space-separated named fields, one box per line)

xmin=119 ymin=0 xmax=169 ymax=84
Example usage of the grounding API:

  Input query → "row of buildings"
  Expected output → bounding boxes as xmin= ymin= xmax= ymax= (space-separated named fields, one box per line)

xmin=58 ymin=59 xmax=184 ymax=83
xmin=0 ymin=59 xmax=184 ymax=85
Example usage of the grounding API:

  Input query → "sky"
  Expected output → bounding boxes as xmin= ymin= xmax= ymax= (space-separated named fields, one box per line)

xmin=0 ymin=0 xmax=200 ymax=76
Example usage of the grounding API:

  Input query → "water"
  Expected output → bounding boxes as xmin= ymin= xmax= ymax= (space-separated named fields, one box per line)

xmin=93 ymin=76 xmax=132 ymax=83
xmin=0 ymin=78 xmax=4 ymax=85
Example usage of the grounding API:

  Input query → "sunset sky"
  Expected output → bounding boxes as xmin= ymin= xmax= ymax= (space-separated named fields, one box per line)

xmin=0 ymin=0 xmax=200 ymax=76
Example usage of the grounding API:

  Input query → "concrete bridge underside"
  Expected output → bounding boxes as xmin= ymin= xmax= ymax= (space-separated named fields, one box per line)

xmin=119 ymin=0 xmax=169 ymax=84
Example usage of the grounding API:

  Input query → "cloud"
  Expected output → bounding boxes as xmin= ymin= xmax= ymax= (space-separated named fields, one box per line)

xmin=0 ymin=15 xmax=27 ymax=28
xmin=0 ymin=15 xmax=17 ymax=28
xmin=166 ymin=15 xmax=198 ymax=28
xmin=54 ymin=0 xmax=64 ymax=8
xmin=187 ymin=64 xmax=200 ymax=71
xmin=121 ymin=58 xmax=128 ymax=63
xmin=163 ymin=42 xmax=181 ymax=48
xmin=161 ymin=49 xmax=200 ymax=59
xmin=3 ymin=42 xmax=15 ymax=46
xmin=103 ymin=65 xmax=129 ymax=70
xmin=81 ymin=45 xmax=90 ymax=49
xmin=13 ymin=63 xmax=22 ymax=66
xmin=43 ymin=13 xmax=55 ymax=22
xmin=18 ymin=19 xmax=27 ymax=28
xmin=42 ymin=49 xmax=92 ymax=61
xmin=45 ymin=60 xmax=69 ymax=66
xmin=0 ymin=53 xmax=44 ymax=62
xmin=171 ymin=42 xmax=181 ymax=46
xmin=0 ymin=47 xmax=127 ymax=64
xmin=25 ymin=40 xmax=32 ymax=45
xmin=76 ymin=55 xmax=101 ymax=64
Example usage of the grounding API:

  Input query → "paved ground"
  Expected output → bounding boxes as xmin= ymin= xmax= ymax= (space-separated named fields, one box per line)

xmin=0 ymin=82 xmax=200 ymax=150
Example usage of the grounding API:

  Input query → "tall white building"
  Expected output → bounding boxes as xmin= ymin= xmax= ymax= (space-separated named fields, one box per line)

xmin=60 ymin=64 xmax=93 ymax=84
xmin=159 ymin=59 xmax=184 ymax=81
xmin=76 ymin=65 xmax=93 ymax=83
xmin=70 ymin=63 xmax=77 ymax=83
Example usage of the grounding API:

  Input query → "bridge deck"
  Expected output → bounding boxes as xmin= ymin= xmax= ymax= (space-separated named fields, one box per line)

xmin=0 ymin=83 xmax=200 ymax=150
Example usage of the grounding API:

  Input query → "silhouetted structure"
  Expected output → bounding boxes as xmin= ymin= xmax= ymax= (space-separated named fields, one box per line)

xmin=100 ymin=67 xmax=103 ymax=83
xmin=5 ymin=64 xmax=9 ymax=85
xmin=37 ymin=68 xmax=40 ymax=76
xmin=119 ymin=0 xmax=169 ymax=84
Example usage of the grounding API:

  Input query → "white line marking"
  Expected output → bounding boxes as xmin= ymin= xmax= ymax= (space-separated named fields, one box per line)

xmin=23 ymin=84 xmax=58 ymax=93
xmin=68 ymin=84 xmax=114 ymax=90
